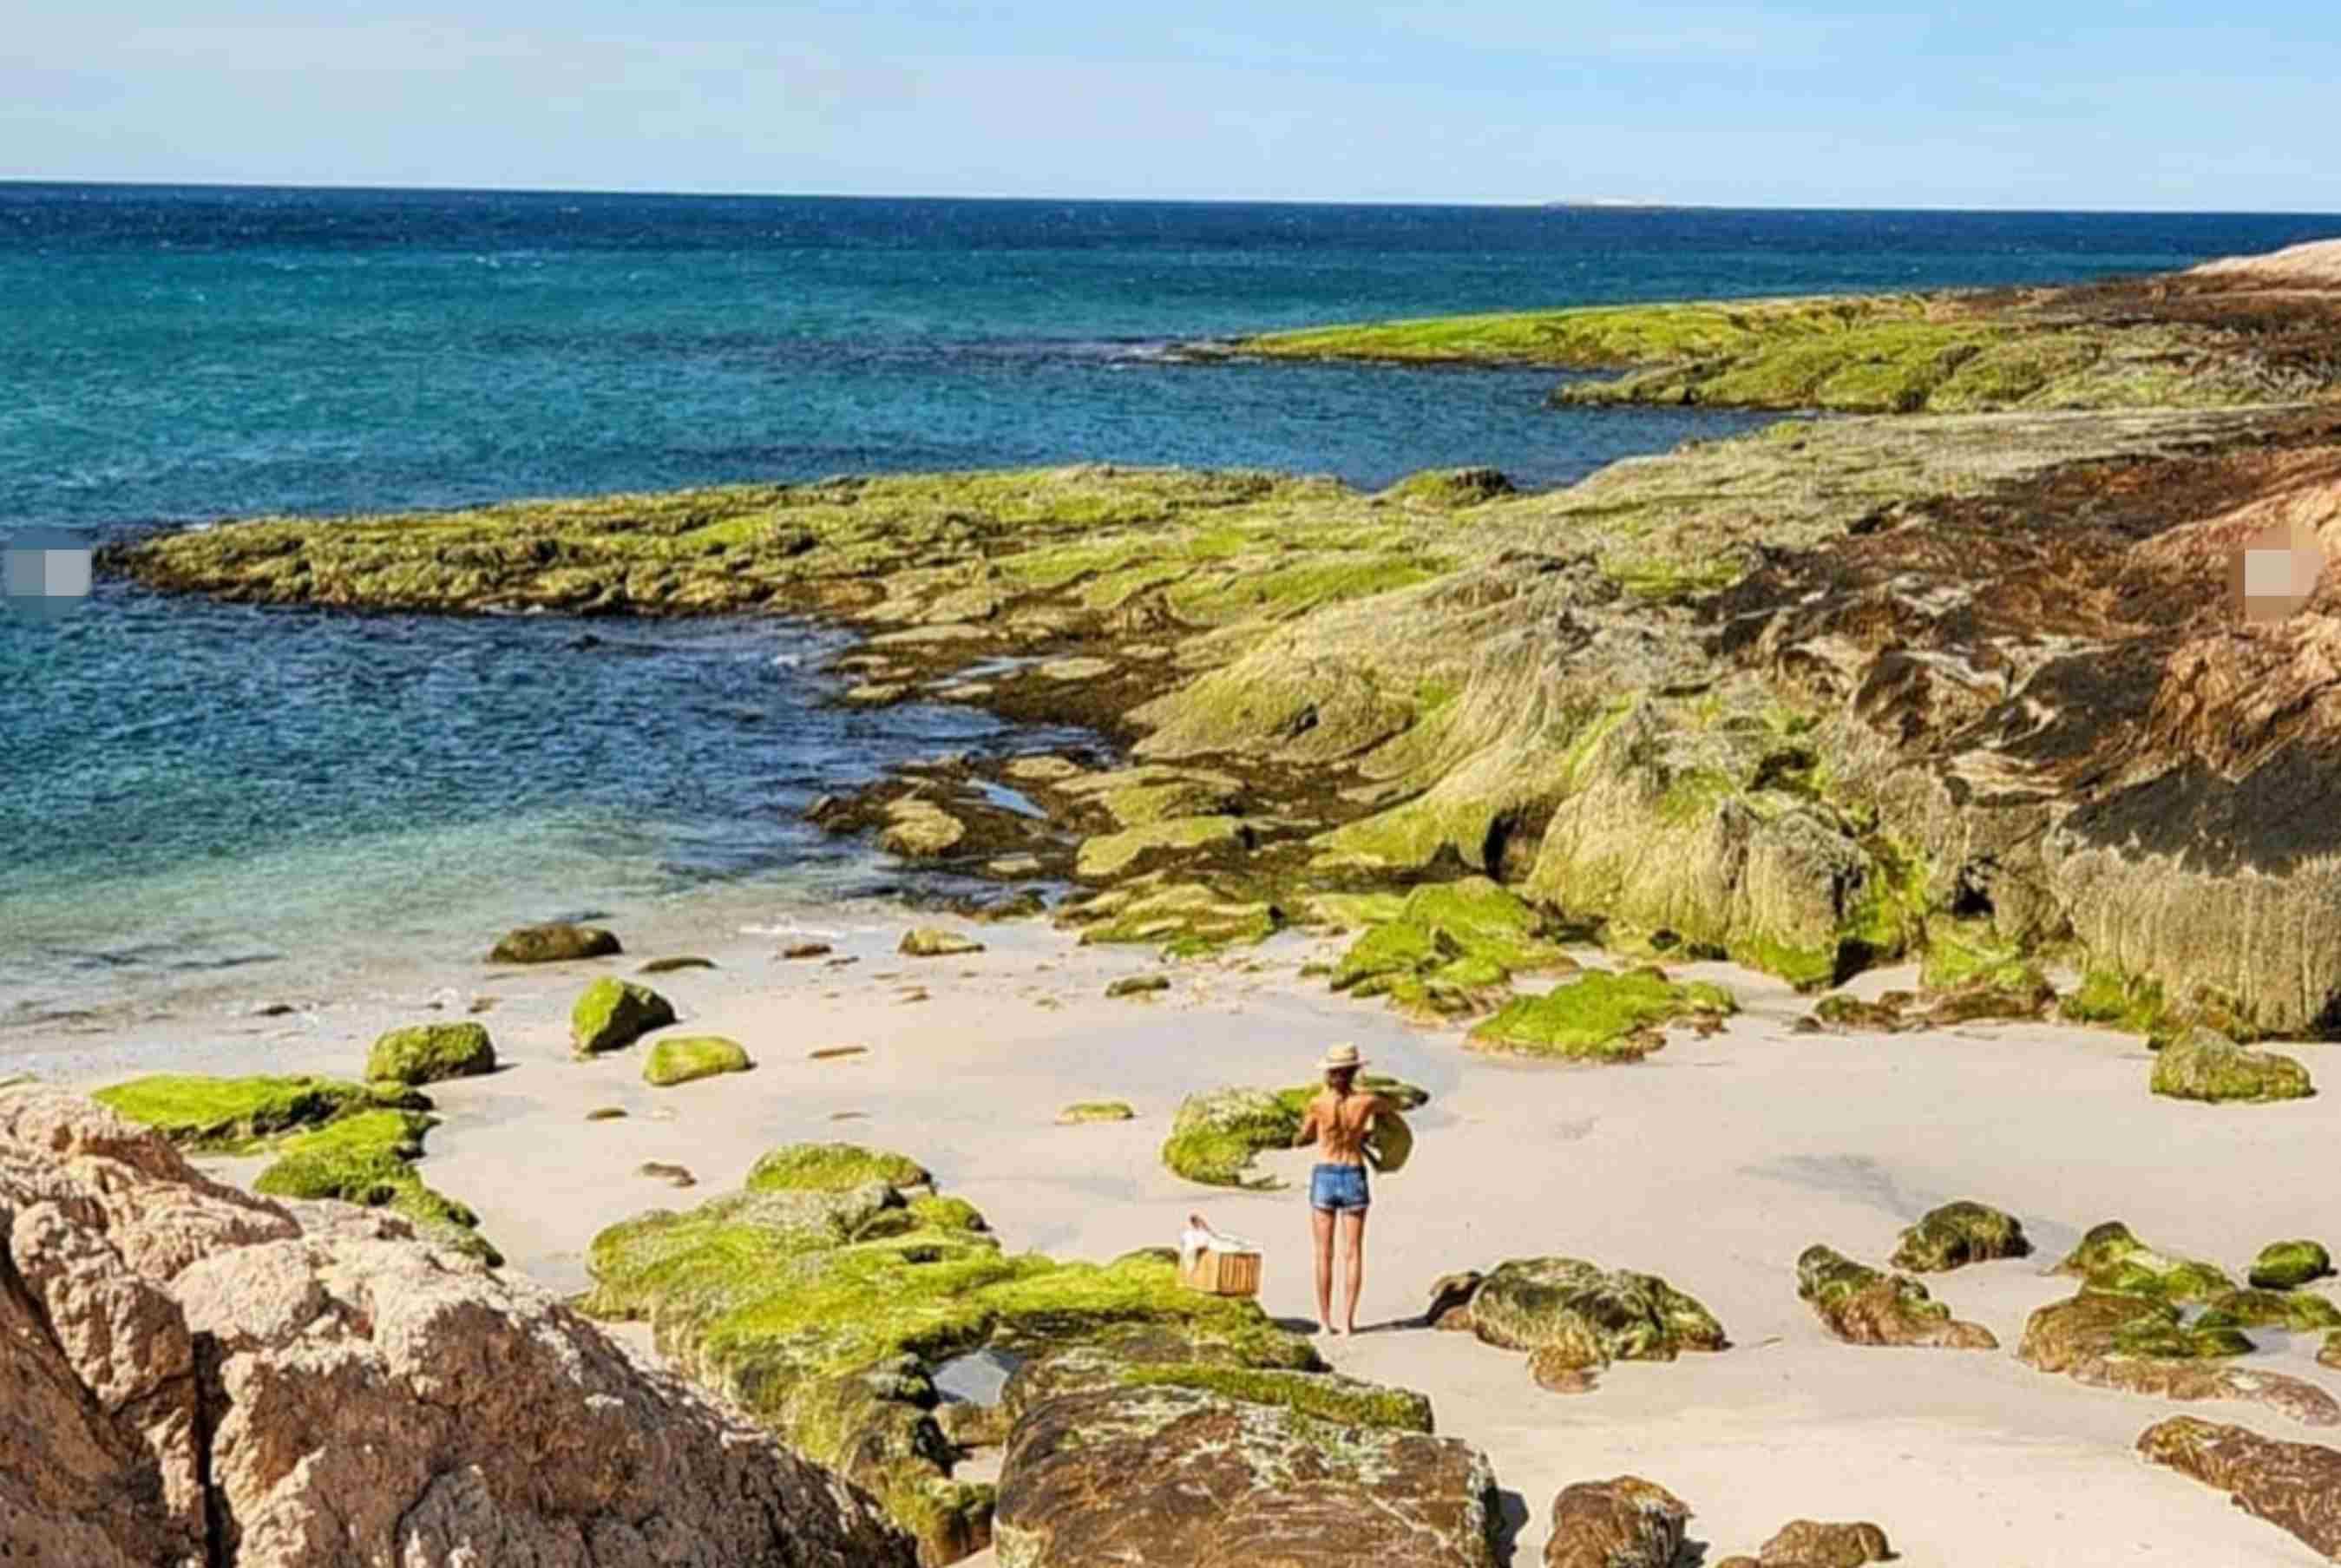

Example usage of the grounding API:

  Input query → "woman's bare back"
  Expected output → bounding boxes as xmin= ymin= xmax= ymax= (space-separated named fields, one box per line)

xmin=1300 ymin=1089 xmax=1380 ymax=1165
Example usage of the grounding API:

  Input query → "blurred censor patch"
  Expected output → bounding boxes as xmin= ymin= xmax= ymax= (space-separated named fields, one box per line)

xmin=2228 ymin=517 xmax=2327 ymax=626
xmin=2 ymin=528 xmax=92 ymax=625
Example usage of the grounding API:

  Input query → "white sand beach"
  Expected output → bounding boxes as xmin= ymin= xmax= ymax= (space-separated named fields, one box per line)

xmin=56 ymin=902 xmax=2338 ymax=1566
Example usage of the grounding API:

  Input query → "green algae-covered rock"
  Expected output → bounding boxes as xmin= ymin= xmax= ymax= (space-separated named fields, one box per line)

xmin=2060 ymin=967 xmax=2169 ymax=1034
xmin=1380 ymin=466 xmax=1517 ymax=509
xmin=580 ymin=1155 xmax=1321 ymax=1562
xmin=877 ymin=798 xmax=967 ymax=859
xmin=1074 ymin=816 xmax=1249 ymax=881
xmin=1467 ymin=1256 xmax=1727 ymax=1371
xmin=2151 ymin=1027 xmax=2313 ymax=1104
xmin=365 ymin=1021 xmax=496 ymax=1086
xmin=2019 ymin=1289 xmax=2254 ymax=1369
xmin=1466 ymin=969 xmax=1734 ymax=1062
xmin=1059 ymin=1100 xmax=1137 ymax=1125
xmin=899 ymin=926 xmax=985 ymax=958
xmin=1061 ymin=876 xmax=1282 ymax=957
xmin=571 ymin=977 xmax=676 ymax=1055
xmin=246 ymin=1105 xmax=502 ymax=1265
xmin=2197 ymin=1288 xmax=2341 ymax=1334
xmin=2054 ymin=1221 xmax=2235 ymax=1302
xmin=1890 ymin=1200 xmax=2032 ymax=1273
xmin=1117 ymin=1362 xmax=1435 ymax=1434
xmin=488 ymin=922 xmax=620 ymax=963
xmin=1161 ymin=1077 xmax=1431 ymax=1188
xmin=2249 ymin=1239 xmax=2335 ymax=1290
xmin=1330 ymin=876 xmax=1579 ymax=1018
xmin=748 ymin=1142 xmax=934 ymax=1194
xmin=644 ymin=1035 xmax=753 ymax=1087
xmin=1795 ymin=1244 xmax=1997 ymax=1349
xmin=90 ymin=1073 xmax=374 ymax=1151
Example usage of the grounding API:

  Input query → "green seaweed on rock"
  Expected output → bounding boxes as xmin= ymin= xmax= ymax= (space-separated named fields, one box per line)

xmin=1465 ymin=969 xmax=1734 ymax=1062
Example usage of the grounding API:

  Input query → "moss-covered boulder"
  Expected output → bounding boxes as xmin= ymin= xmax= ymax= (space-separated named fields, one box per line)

xmin=644 ymin=1035 xmax=754 ymax=1087
xmin=580 ymin=1152 xmax=1325 ymax=1560
xmin=2054 ymin=1222 xmax=2234 ymax=1302
xmin=1161 ymin=1077 xmax=1430 ymax=1188
xmin=571 ymin=977 xmax=676 ymax=1055
xmin=365 ymin=1021 xmax=496 ymax=1086
xmin=488 ymin=922 xmax=620 ymax=963
xmin=900 ymin=927 xmax=985 ymax=958
xmin=1331 ymin=876 xmax=1579 ymax=1019
xmin=2248 ymin=1239 xmax=2335 ymax=1290
xmin=1467 ymin=1257 xmax=1727 ymax=1381
xmin=1058 ymin=1101 xmax=1136 ymax=1125
xmin=89 ymin=1074 xmax=377 ymax=1150
xmin=749 ymin=1142 xmax=934 ymax=1194
xmin=1794 ymin=1245 xmax=1996 ymax=1349
xmin=2150 ymin=1027 xmax=2313 ymax=1103
xmin=1466 ymin=970 xmax=1734 ymax=1062
xmin=992 ymin=1381 xmax=1496 ymax=1568
xmin=2196 ymin=1288 xmax=2341 ymax=1333
xmin=1890 ymin=1200 xmax=2031 ymax=1273
xmin=878 ymin=798 xmax=967 ymax=859
xmin=2020 ymin=1289 xmax=2340 ymax=1425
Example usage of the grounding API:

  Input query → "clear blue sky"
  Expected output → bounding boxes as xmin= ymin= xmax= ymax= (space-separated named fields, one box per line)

xmin=10 ymin=2 xmax=2339 ymax=209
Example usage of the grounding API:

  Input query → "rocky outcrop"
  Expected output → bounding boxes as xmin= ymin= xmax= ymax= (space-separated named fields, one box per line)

xmin=2138 ymin=1416 xmax=2341 ymax=1562
xmin=1890 ymin=1199 xmax=2030 ymax=1272
xmin=1794 ymin=1245 xmax=1997 ymax=1349
xmin=1543 ymin=1476 xmax=1689 ymax=1568
xmin=486 ymin=922 xmax=620 ymax=963
xmin=364 ymin=1021 xmax=495 ymax=1086
xmin=571 ymin=977 xmax=675 ymax=1055
xmin=2150 ymin=1026 xmax=2314 ymax=1103
xmin=2188 ymin=238 xmax=2341 ymax=290
xmin=992 ymin=1381 xmax=1498 ymax=1568
xmin=0 ymin=1083 xmax=915 ymax=1567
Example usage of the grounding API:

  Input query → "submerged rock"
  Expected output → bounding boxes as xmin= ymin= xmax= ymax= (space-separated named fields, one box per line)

xmin=2138 ymin=1416 xmax=2341 ymax=1562
xmin=487 ymin=922 xmax=620 ymax=963
xmin=2151 ymin=1027 xmax=2314 ymax=1103
xmin=642 ymin=1035 xmax=754 ymax=1087
xmin=1794 ymin=1245 xmax=1996 ymax=1349
xmin=2250 ymin=1238 xmax=2336 ymax=1289
xmin=0 ymin=1083 xmax=915 ymax=1568
xmin=1890 ymin=1199 xmax=2030 ymax=1272
xmin=365 ymin=1022 xmax=495 ymax=1086
xmin=1543 ymin=1476 xmax=1689 ymax=1568
xmin=569 ymin=977 xmax=675 ymax=1055
xmin=993 ymin=1381 xmax=1497 ymax=1568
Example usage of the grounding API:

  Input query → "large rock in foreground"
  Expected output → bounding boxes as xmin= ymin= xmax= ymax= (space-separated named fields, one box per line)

xmin=0 ymin=1083 xmax=915 ymax=1568
xmin=993 ymin=1381 xmax=1498 ymax=1568
xmin=2138 ymin=1416 xmax=2341 ymax=1562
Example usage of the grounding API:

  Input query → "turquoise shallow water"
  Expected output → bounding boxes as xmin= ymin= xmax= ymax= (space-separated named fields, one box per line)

xmin=4 ymin=186 xmax=2338 ymax=1024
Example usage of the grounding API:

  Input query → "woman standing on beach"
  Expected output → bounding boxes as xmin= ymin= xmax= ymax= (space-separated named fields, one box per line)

xmin=1294 ymin=1043 xmax=1392 ymax=1336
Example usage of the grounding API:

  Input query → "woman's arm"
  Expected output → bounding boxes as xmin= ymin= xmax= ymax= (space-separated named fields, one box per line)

xmin=1292 ymin=1100 xmax=1320 ymax=1148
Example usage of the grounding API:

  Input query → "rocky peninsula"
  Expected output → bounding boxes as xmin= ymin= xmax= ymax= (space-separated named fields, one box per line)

xmin=16 ymin=236 xmax=2341 ymax=1565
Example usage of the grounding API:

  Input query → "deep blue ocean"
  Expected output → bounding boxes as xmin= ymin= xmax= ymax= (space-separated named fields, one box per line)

xmin=5 ymin=184 xmax=2338 ymax=1025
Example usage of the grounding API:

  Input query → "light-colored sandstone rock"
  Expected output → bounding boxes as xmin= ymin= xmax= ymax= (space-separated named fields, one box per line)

xmin=0 ymin=1083 xmax=915 ymax=1568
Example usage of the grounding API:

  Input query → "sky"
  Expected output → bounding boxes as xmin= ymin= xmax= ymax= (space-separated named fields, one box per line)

xmin=8 ymin=2 xmax=2341 ymax=210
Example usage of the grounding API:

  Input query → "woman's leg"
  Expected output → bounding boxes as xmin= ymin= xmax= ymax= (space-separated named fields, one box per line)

xmin=1311 ymin=1203 xmax=1336 ymax=1333
xmin=1339 ymin=1209 xmax=1367 ymax=1335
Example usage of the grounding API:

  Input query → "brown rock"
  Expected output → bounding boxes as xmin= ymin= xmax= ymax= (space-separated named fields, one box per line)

xmin=1425 ymin=1269 xmax=1485 ymax=1329
xmin=2138 ymin=1415 xmax=2341 ymax=1562
xmin=781 ymin=940 xmax=835 ymax=960
xmin=1756 ymin=1518 xmax=1893 ymax=1566
xmin=0 ymin=1083 xmax=915 ymax=1568
xmin=1543 ymin=1476 xmax=1689 ymax=1568
xmin=485 ymin=922 xmax=620 ymax=964
xmin=1796 ymin=1245 xmax=1997 ymax=1350
xmin=1530 ymin=1347 xmax=1600 ymax=1394
xmin=994 ymin=1382 xmax=1498 ymax=1567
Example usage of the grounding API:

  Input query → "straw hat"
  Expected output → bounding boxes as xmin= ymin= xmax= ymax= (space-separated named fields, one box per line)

xmin=1318 ymin=1041 xmax=1367 ymax=1072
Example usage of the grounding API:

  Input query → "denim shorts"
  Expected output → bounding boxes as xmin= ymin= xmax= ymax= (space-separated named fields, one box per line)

xmin=1310 ymin=1163 xmax=1371 ymax=1214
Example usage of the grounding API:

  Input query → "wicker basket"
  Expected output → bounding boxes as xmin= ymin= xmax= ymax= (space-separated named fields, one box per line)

xmin=1179 ymin=1246 xmax=1262 ymax=1297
